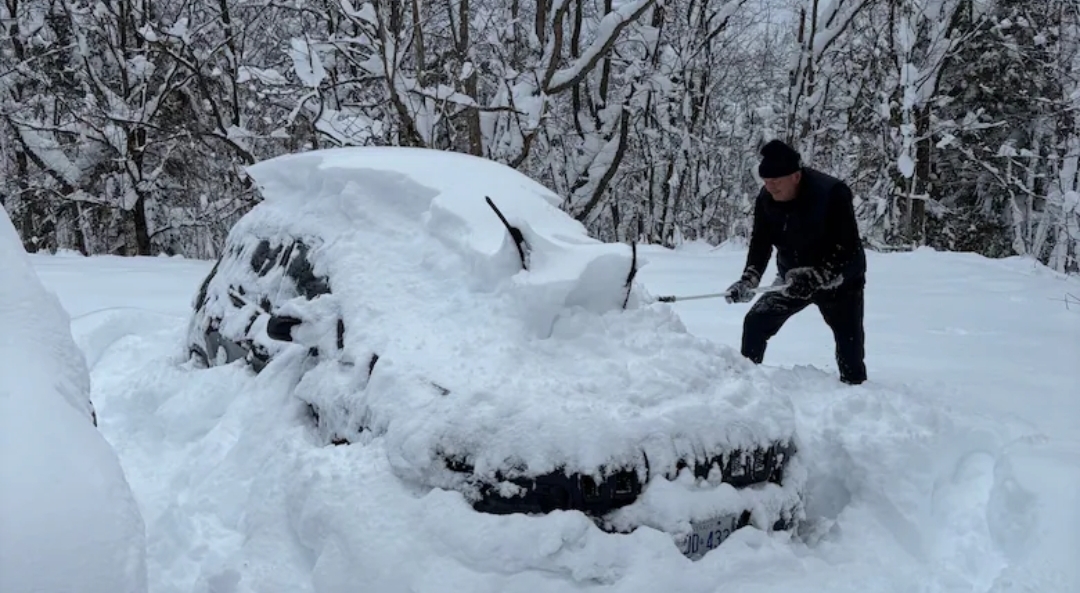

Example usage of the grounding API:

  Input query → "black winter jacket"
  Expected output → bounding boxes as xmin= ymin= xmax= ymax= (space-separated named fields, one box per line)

xmin=743 ymin=167 xmax=866 ymax=289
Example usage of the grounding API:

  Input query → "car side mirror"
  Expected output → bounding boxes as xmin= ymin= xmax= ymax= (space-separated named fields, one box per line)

xmin=266 ymin=314 xmax=302 ymax=342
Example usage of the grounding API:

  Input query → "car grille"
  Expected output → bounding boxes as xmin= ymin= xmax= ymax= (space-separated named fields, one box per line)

xmin=445 ymin=439 xmax=796 ymax=519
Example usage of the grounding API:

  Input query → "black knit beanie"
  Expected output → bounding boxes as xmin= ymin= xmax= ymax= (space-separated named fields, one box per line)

xmin=758 ymin=139 xmax=802 ymax=178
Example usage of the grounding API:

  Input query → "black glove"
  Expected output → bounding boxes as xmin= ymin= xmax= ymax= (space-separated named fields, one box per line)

xmin=725 ymin=270 xmax=760 ymax=303
xmin=783 ymin=267 xmax=829 ymax=299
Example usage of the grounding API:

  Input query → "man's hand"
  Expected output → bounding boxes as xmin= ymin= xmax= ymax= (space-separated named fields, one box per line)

xmin=725 ymin=270 xmax=760 ymax=303
xmin=783 ymin=267 xmax=829 ymax=299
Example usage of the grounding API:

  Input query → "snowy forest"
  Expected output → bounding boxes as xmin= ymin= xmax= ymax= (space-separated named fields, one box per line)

xmin=2 ymin=0 xmax=1079 ymax=274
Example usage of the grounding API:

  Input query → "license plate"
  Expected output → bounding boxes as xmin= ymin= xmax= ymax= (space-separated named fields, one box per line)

xmin=678 ymin=513 xmax=742 ymax=560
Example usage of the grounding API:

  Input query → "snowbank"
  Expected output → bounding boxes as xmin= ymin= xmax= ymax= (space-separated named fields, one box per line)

xmin=192 ymin=147 xmax=798 ymax=497
xmin=0 ymin=207 xmax=147 ymax=593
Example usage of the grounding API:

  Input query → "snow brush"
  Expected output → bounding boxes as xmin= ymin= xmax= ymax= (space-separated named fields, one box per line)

xmin=653 ymin=284 xmax=788 ymax=303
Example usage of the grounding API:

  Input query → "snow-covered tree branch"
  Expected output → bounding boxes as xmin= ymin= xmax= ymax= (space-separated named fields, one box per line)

xmin=1 ymin=0 xmax=1076 ymax=274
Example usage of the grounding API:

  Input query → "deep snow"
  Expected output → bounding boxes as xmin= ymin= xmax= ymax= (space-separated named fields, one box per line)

xmin=0 ymin=208 xmax=147 ymax=593
xmin=27 ymin=239 xmax=1080 ymax=593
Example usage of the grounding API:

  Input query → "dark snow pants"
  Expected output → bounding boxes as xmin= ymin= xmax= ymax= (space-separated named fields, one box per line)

xmin=740 ymin=284 xmax=867 ymax=384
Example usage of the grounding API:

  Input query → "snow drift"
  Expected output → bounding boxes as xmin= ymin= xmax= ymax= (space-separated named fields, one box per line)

xmin=0 ymin=206 xmax=148 ymax=593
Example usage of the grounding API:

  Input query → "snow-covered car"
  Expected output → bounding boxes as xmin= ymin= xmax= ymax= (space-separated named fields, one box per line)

xmin=185 ymin=147 xmax=805 ymax=560
xmin=1 ymin=206 xmax=148 ymax=592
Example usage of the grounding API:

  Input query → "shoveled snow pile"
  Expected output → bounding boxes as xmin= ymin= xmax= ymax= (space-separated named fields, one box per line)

xmin=191 ymin=147 xmax=799 ymax=497
xmin=0 ymin=206 xmax=148 ymax=593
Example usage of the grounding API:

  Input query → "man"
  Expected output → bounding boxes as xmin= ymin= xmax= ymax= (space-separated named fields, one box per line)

xmin=725 ymin=139 xmax=868 ymax=385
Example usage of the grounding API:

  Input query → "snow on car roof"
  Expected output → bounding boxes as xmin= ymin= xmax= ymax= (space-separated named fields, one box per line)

xmin=1 ymin=214 xmax=96 ymax=423
xmin=229 ymin=147 xmax=795 ymax=484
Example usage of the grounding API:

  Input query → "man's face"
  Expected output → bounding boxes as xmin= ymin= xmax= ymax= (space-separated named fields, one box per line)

xmin=763 ymin=171 xmax=801 ymax=202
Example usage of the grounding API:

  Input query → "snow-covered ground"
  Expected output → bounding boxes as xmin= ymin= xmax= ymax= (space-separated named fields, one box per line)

xmin=27 ymin=242 xmax=1080 ymax=593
